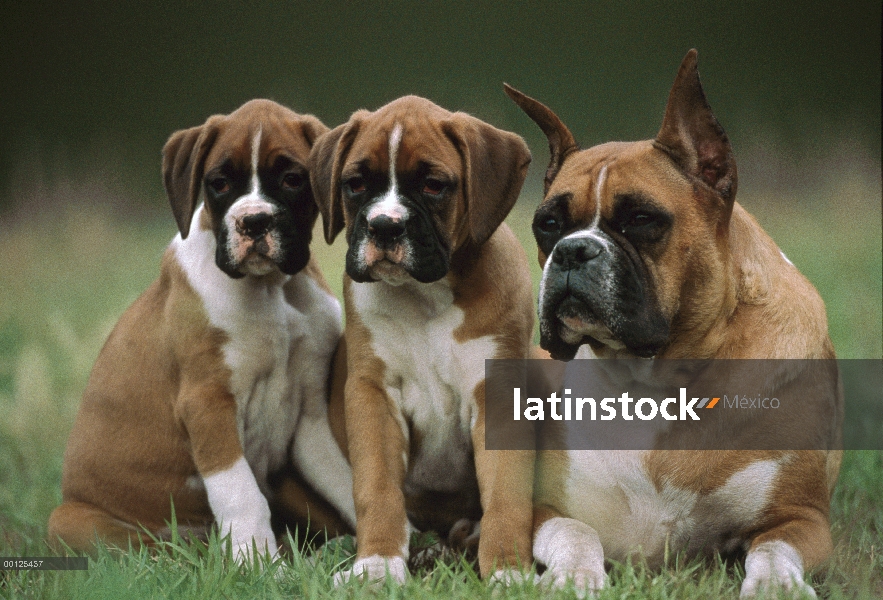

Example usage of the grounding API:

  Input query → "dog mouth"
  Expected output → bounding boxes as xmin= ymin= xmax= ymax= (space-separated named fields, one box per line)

xmin=361 ymin=240 xmax=412 ymax=283
xmin=227 ymin=229 xmax=284 ymax=277
xmin=239 ymin=238 xmax=276 ymax=274
xmin=555 ymin=297 xmax=627 ymax=350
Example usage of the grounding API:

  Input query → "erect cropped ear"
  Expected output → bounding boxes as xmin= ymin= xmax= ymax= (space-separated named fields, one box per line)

xmin=162 ymin=118 xmax=221 ymax=239
xmin=654 ymin=49 xmax=737 ymax=201
xmin=443 ymin=114 xmax=532 ymax=246
xmin=309 ymin=116 xmax=363 ymax=244
xmin=504 ymin=83 xmax=578 ymax=195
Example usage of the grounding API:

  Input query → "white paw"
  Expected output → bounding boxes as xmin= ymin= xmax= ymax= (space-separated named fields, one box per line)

xmin=230 ymin=525 xmax=278 ymax=566
xmin=487 ymin=569 xmax=539 ymax=598
xmin=488 ymin=568 xmax=538 ymax=586
xmin=333 ymin=555 xmax=408 ymax=586
xmin=539 ymin=567 xmax=606 ymax=598
xmin=533 ymin=517 xmax=606 ymax=597
xmin=740 ymin=541 xmax=816 ymax=599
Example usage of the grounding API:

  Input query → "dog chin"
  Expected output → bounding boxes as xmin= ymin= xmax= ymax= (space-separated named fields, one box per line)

xmin=237 ymin=253 xmax=280 ymax=277
xmin=368 ymin=260 xmax=411 ymax=286
xmin=557 ymin=315 xmax=627 ymax=351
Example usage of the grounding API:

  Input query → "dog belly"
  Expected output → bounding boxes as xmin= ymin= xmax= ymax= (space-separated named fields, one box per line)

xmin=403 ymin=422 xmax=481 ymax=532
xmin=538 ymin=450 xmax=779 ymax=565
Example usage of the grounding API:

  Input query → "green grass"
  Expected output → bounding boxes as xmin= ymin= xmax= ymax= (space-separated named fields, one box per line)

xmin=1 ymin=166 xmax=881 ymax=598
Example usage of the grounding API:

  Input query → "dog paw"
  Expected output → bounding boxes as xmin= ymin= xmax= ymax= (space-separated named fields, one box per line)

xmin=487 ymin=569 xmax=539 ymax=598
xmin=333 ymin=555 xmax=408 ymax=586
xmin=539 ymin=567 xmax=606 ymax=598
xmin=740 ymin=541 xmax=816 ymax=599
xmin=532 ymin=517 xmax=606 ymax=597
xmin=231 ymin=534 xmax=279 ymax=567
xmin=448 ymin=518 xmax=480 ymax=558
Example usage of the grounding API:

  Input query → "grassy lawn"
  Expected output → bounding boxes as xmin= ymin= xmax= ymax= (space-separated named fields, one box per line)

xmin=1 ymin=167 xmax=880 ymax=598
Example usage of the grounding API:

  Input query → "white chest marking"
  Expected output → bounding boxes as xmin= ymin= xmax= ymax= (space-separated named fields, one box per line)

xmin=351 ymin=278 xmax=496 ymax=492
xmin=173 ymin=205 xmax=342 ymax=489
xmin=555 ymin=451 xmax=781 ymax=564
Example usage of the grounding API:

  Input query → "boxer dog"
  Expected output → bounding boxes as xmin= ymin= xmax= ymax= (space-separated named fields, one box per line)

xmin=505 ymin=50 xmax=841 ymax=597
xmin=310 ymin=96 xmax=536 ymax=582
xmin=48 ymin=99 xmax=356 ymax=560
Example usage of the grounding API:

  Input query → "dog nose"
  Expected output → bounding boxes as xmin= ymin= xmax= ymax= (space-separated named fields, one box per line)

xmin=367 ymin=214 xmax=406 ymax=241
xmin=240 ymin=213 xmax=274 ymax=239
xmin=552 ymin=237 xmax=603 ymax=270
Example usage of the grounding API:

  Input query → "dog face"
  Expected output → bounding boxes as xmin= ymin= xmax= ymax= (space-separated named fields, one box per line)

xmin=162 ymin=99 xmax=329 ymax=279
xmin=506 ymin=50 xmax=738 ymax=360
xmin=310 ymin=95 xmax=530 ymax=285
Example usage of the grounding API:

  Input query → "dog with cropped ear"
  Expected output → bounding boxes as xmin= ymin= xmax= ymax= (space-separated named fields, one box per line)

xmin=505 ymin=50 xmax=841 ymax=598
xmin=310 ymin=95 xmax=537 ymax=583
xmin=48 ymin=99 xmax=356 ymax=560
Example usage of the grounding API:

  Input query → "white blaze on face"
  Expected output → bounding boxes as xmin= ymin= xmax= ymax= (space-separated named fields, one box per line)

xmin=223 ymin=126 xmax=281 ymax=275
xmin=540 ymin=163 xmax=622 ymax=345
xmin=367 ymin=123 xmax=409 ymax=223
xmin=591 ymin=163 xmax=608 ymax=229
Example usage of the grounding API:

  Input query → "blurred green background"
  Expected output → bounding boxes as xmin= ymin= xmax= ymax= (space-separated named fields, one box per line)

xmin=0 ymin=3 xmax=881 ymax=591
xmin=1 ymin=1 xmax=880 ymax=205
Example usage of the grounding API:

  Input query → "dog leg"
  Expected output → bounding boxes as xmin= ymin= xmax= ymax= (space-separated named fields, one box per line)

xmin=470 ymin=390 xmax=535 ymax=579
xmin=47 ymin=501 xmax=153 ymax=555
xmin=291 ymin=407 xmax=357 ymax=530
xmin=740 ymin=516 xmax=831 ymax=598
xmin=533 ymin=505 xmax=606 ymax=598
xmin=740 ymin=451 xmax=832 ymax=599
xmin=334 ymin=376 xmax=409 ymax=585
xmin=203 ymin=456 xmax=278 ymax=563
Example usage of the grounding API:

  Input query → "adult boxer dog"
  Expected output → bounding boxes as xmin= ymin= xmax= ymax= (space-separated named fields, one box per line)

xmin=310 ymin=96 xmax=536 ymax=582
xmin=505 ymin=50 xmax=841 ymax=598
xmin=48 ymin=99 xmax=356 ymax=560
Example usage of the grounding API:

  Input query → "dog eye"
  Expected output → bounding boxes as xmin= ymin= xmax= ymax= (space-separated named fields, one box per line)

xmin=281 ymin=172 xmax=304 ymax=190
xmin=422 ymin=178 xmax=446 ymax=196
xmin=345 ymin=177 xmax=367 ymax=195
xmin=537 ymin=217 xmax=561 ymax=234
xmin=626 ymin=213 xmax=652 ymax=228
xmin=208 ymin=177 xmax=230 ymax=194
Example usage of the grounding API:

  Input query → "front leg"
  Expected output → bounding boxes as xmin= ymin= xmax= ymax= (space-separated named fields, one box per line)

xmin=290 ymin=397 xmax=357 ymax=530
xmin=471 ymin=381 xmax=535 ymax=578
xmin=739 ymin=451 xmax=834 ymax=599
xmin=533 ymin=504 xmax=606 ymax=597
xmin=335 ymin=373 xmax=410 ymax=585
xmin=177 ymin=382 xmax=276 ymax=563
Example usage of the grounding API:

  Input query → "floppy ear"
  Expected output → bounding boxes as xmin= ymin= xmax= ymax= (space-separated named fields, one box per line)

xmin=309 ymin=117 xmax=362 ymax=244
xmin=654 ymin=49 xmax=737 ymax=201
xmin=162 ymin=118 xmax=221 ymax=239
xmin=293 ymin=113 xmax=330 ymax=147
xmin=443 ymin=114 xmax=532 ymax=246
xmin=504 ymin=83 xmax=578 ymax=195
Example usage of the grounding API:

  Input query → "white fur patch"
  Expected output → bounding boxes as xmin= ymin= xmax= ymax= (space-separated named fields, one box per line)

xmin=350 ymin=277 xmax=497 ymax=510
xmin=741 ymin=540 xmax=814 ymax=598
xmin=202 ymin=456 xmax=277 ymax=561
xmin=333 ymin=555 xmax=408 ymax=586
xmin=545 ymin=452 xmax=786 ymax=567
xmin=367 ymin=123 xmax=409 ymax=223
xmin=534 ymin=517 xmax=606 ymax=596
xmin=592 ymin=164 xmax=608 ymax=228
xmin=173 ymin=205 xmax=349 ymax=521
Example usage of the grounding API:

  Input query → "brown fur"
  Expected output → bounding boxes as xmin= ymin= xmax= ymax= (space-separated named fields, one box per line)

xmin=311 ymin=96 xmax=537 ymax=577
xmin=507 ymin=49 xmax=841 ymax=585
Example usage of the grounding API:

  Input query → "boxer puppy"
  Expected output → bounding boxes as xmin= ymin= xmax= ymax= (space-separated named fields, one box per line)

xmin=505 ymin=50 xmax=841 ymax=598
xmin=310 ymin=96 xmax=536 ymax=582
xmin=48 ymin=99 xmax=356 ymax=561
